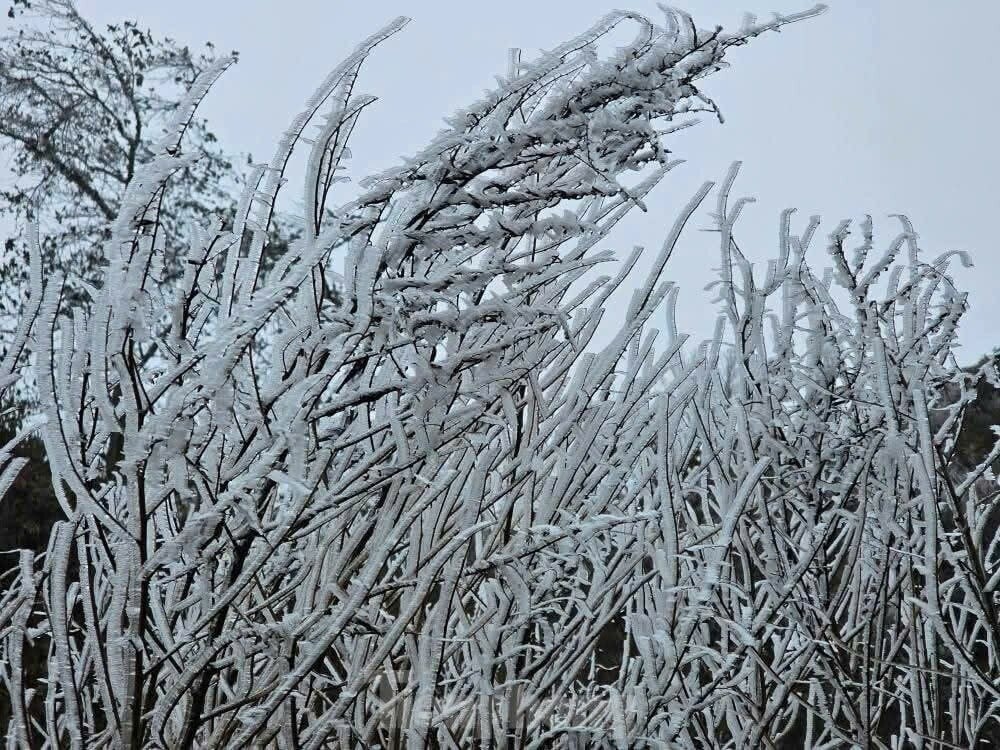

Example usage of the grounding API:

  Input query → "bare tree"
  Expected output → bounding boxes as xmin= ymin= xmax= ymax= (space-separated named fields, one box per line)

xmin=0 ymin=0 xmax=238 ymax=332
xmin=0 ymin=0 xmax=304 ymax=562
xmin=7 ymin=4 xmax=1000 ymax=749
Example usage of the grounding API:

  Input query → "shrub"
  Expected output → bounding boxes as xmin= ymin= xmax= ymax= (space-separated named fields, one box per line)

xmin=6 ymin=5 xmax=1000 ymax=748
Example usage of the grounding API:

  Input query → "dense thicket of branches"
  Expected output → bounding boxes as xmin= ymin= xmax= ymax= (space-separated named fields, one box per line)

xmin=4 ymin=4 xmax=1000 ymax=749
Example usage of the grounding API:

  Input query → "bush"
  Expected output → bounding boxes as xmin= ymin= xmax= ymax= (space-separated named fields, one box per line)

xmin=6 ymin=5 xmax=1000 ymax=748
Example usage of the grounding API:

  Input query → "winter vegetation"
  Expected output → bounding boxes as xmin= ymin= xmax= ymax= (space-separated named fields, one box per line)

xmin=3 ymin=2 xmax=1000 ymax=748
xmin=0 ymin=0 xmax=300 ymax=394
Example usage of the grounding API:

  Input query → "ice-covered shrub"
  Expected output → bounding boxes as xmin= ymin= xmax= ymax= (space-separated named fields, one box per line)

xmin=5 ymin=5 xmax=1000 ymax=749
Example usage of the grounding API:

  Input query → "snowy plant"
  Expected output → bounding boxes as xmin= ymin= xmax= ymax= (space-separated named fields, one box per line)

xmin=4 ymin=4 xmax=1000 ymax=749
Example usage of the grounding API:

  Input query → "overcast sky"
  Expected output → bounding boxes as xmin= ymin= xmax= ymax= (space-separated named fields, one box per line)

xmin=62 ymin=2 xmax=1000 ymax=363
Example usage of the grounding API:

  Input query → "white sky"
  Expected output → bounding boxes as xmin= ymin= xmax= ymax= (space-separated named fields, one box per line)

xmin=48 ymin=2 xmax=1000 ymax=363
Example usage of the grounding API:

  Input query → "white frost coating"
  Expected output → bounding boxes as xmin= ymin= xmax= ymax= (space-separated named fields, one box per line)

xmin=5 ymin=4 xmax=997 ymax=749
